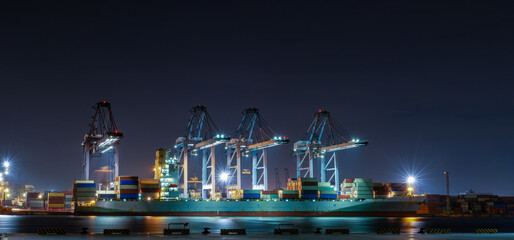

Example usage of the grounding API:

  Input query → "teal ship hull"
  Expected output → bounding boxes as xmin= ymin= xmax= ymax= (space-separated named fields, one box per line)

xmin=75 ymin=196 xmax=423 ymax=217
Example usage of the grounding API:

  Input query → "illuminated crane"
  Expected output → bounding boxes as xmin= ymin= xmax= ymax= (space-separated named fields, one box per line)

xmin=174 ymin=105 xmax=230 ymax=199
xmin=82 ymin=101 xmax=123 ymax=182
xmin=293 ymin=109 xmax=367 ymax=192
xmin=226 ymin=107 xmax=288 ymax=190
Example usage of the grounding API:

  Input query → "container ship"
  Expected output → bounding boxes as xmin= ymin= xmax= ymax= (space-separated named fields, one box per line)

xmin=74 ymin=162 xmax=423 ymax=216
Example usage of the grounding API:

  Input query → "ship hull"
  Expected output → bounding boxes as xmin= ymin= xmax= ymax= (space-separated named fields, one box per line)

xmin=75 ymin=196 xmax=422 ymax=217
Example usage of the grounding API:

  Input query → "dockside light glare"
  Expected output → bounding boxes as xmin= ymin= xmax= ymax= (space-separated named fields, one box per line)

xmin=220 ymin=172 xmax=229 ymax=182
xmin=407 ymin=176 xmax=415 ymax=184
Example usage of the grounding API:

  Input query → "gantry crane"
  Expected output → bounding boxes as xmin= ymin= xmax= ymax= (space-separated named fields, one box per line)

xmin=293 ymin=109 xmax=367 ymax=192
xmin=82 ymin=101 xmax=123 ymax=183
xmin=174 ymin=105 xmax=230 ymax=199
xmin=226 ymin=107 xmax=289 ymax=190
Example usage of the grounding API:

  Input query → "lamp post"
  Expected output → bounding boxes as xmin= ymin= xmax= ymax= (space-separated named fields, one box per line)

xmin=407 ymin=176 xmax=415 ymax=196
xmin=1 ymin=160 xmax=11 ymax=207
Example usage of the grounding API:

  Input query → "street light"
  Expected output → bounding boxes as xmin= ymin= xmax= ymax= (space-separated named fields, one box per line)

xmin=3 ymin=161 xmax=9 ymax=168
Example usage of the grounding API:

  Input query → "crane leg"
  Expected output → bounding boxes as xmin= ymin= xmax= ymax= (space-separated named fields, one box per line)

xmin=320 ymin=155 xmax=326 ymax=182
xmin=252 ymin=151 xmax=257 ymax=189
xmin=202 ymin=149 xmax=208 ymax=199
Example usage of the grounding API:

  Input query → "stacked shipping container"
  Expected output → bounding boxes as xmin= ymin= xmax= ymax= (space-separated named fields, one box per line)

xmin=318 ymin=182 xmax=337 ymax=199
xmin=352 ymin=178 xmax=373 ymax=199
xmin=388 ymin=183 xmax=408 ymax=196
xmin=26 ymin=192 xmax=44 ymax=210
xmin=299 ymin=178 xmax=318 ymax=199
xmin=140 ymin=179 xmax=160 ymax=200
xmin=47 ymin=192 xmax=65 ymax=211
xmin=74 ymin=180 xmax=96 ymax=204
xmin=116 ymin=176 xmax=139 ymax=199
xmin=261 ymin=190 xmax=279 ymax=199
xmin=279 ymin=190 xmax=300 ymax=199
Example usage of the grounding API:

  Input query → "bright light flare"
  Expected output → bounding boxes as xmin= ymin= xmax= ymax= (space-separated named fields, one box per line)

xmin=3 ymin=161 xmax=9 ymax=168
xmin=219 ymin=172 xmax=229 ymax=182
xmin=407 ymin=176 xmax=415 ymax=184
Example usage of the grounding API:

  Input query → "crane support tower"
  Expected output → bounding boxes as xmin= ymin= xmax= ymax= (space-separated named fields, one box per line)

xmin=82 ymin=101 xmax=123 ymax=182
xmin=174 ymin=105 xmax=230 ymax=199
xmin=293 ymin=109 xmax=367 ymax=192
xmin=226 ymin=107 xmax=289 ymax=190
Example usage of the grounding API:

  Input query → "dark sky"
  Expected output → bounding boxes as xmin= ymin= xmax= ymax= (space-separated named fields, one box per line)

xmin=1 ymin=1 xmax=513 ymax=195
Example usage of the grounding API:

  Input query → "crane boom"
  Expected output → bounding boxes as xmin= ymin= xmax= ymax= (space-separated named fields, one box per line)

xmin=293 ymin=109 xmax=367 ymax=191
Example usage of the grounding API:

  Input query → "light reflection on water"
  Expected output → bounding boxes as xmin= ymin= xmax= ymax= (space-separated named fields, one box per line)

xmin=0 ymin=216 xmax=512 ymax=233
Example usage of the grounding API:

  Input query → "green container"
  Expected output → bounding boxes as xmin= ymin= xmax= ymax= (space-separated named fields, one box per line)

xmin=243 ymin=190 xmax=261 ymax=194
xmin=282 ymin=190 xmax=299 ymax=194
xmin=320 ymin=190 xmax=338 ymax=195
xmin=318 ymin=182 xmax=331 ymax=187
xmin=318 ymin=187 xmax=334 ymax=191
xmin=299 ymin=178 xmax=318 ymax=182
xmin=301 ymin=186 xmax=319 ymax=190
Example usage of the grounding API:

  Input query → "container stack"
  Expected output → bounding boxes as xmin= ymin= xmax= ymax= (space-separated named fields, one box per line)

xmin=242 ymin=189 xmax=261 ymax=199
xmin=298 ymin=178 xmax=318 ymax=199
xmin=373 ymin=183 xmax=389 ymax=199
xmin=388 ymin=183 xmax=408 ymax=196
xmin=340 ymin=179 xmax=354 ymax=196
xmin=97 ymin=190 xmax=117 ymax=200
xmin=74 ymin=180 xmax=96 ymax=203
xmin=279 ymin=190 xmax=300 ymax=199
xmin=228 ymin=189 xmax=243 ymax=199
xmin=47 ymin=192 xmax=65 ymax=211
xmin=140 ymin=179 xmax=160 ymax=201
xmin=62 ymin=191 xmax=73 ymax=210
xmin=116 ymin=176 xmax=139 ymax=199
xmin=286 ymin=178 xmax=298 ymax=190
xmin=352 ymin=178 xmax=373 ymax=199
xmin=318 ymin=182 xmax=337 ymax=199
xmin=261 ymin=190 xmax=279 ymax=199
xmin=26 ymin=192 xmax=44 ymax=210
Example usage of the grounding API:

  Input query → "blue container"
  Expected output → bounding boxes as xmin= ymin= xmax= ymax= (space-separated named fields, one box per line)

xmin=120 ymin=180 xmax=138 ymax=185
xmin=320 ymin=194 xmax=337 ymax=199
xmin=301 ymin=194 xmax=318 ymax=199
xmin=242 ymin=194 xmax=260 ymax=199
xmin=495 ymin=204 xmax=507 ymax=208
xmin=119 ymin=194 xmax=138 ymax=199
xmin=301 ymin=190 xmax=318 ymax=194
xmin=76 ymin=183 xmax=95 ymax=188
xmin=98 ymin=194 xmax=117 ymax=199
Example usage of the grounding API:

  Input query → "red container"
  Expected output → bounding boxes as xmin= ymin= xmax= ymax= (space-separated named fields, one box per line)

xmin=119 ymin=189 xmax=138 ymax=194
xmin=116 ymin=176 xmax=139 ymax=181
xmin=300 ymin=182 xmax=318 ymax=186
xmin=262 ymin=191 xmax=279 ymax=195
xmin=48 ymin=197 xmax=65 ymax=204
xmin=337 ymin=195 xmax=351 ymax=199
xmin=344 ymin=179 xmax=354 ymax=183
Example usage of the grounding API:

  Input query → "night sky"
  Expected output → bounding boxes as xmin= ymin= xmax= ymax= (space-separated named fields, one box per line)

xmin=1 ymin=1 xmax=513 ymax=195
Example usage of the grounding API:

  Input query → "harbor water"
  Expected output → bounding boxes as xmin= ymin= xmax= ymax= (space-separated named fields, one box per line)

xmin=1 ymin=215 xmax=514 ymax=234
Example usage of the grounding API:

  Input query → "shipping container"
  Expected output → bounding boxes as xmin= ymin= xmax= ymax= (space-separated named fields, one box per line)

xmin=320 ymin=194 xmax=337 ymax=199
xmin=242 ymin=194 xmax=260 ymax=199
xmin=119 ymin=194 xmax=138 ymax=199
xmin=301 ymin=194 xmax=318 ymax=199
